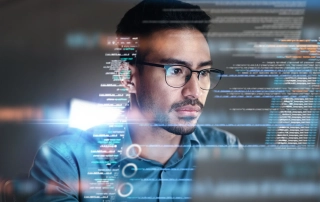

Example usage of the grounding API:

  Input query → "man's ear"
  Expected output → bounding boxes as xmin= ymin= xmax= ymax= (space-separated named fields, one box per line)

xmin=119 ymin=62 xmax=138 ymax=94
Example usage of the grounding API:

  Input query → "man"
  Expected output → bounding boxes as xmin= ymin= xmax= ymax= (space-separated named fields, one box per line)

xmin=28 ymin=0 xmax=241 ymax=201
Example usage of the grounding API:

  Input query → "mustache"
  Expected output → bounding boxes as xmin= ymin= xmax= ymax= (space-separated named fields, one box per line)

xmin=170 ymin=99 xmax=204 ymax=112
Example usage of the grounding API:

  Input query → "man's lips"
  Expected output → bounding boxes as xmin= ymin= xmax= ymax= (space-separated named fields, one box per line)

xmin=174 ymin=105 xmax=201 ymax=116
xmin=175 ymin=105 xmax=201 ymax=112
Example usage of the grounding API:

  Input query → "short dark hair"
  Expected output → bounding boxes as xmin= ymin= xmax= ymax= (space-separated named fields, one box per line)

xmin=116 ymin=0 xmax=211 ymax=68
xmin=116 ymin=0 xmax=211 ymax=38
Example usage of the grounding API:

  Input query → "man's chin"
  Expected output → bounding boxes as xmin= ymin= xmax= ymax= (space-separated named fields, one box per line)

xmin=178 ymin=116 xmax=198 ymax=123
xmin=160 ymin=119 xmax=197 ymax=135
xmin=162 ymin=124 xmax=196 ymax=136
xmin=154 ymin=114 xmax=198 ymax=135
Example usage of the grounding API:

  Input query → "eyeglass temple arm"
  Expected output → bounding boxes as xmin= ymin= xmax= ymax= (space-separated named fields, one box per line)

xmin=212 ymin=69 xmax=224 ymax=80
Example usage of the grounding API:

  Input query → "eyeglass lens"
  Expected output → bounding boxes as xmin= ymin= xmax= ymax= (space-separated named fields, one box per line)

xmin=165 ymin=66 xmax=221 ymax=90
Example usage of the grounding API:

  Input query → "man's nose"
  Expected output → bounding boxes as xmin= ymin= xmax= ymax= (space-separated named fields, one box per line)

xmin=181 ymin=72 xmax=202 ymax=99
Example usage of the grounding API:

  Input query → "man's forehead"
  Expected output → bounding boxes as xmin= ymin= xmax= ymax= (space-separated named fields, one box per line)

xmin=137 ymin=29 xmax=211 ymax=65
xmin=158 ymin=58 xmax=212 ymax=68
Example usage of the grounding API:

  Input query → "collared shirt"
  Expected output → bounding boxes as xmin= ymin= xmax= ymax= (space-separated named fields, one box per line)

xmin=28 ymin=125 xmax=241 ymax=202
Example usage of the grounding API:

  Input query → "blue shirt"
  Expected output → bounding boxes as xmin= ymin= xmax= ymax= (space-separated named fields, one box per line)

xmin=28 ymin=125 xmax=241 ymax=202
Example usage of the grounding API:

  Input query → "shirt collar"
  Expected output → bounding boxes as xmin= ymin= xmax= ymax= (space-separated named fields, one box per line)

xmin=124 ymin=124 xmax=201 ymax=144
xmin=188 ymin=130 xmax=201 ymax=148
xmin=91 ymin=123 xmax=201 ymax=163
xmin=121 ymin=124 xmax=201 ymax=161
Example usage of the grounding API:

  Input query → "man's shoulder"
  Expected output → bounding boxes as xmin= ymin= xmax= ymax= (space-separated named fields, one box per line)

xmin=42 ymin=125 xmax=119 ymax=152
xmin=42 ymin=127 xmax=96 ymax=154
xmin=194 ymin=125 xmax=242 ymax=147
xmin=45 ymin=127 xmax=88 ymax=142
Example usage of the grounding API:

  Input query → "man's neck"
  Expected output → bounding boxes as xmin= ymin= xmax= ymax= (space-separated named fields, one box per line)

xmin=127 ymin=109 xmax=182 ymax=165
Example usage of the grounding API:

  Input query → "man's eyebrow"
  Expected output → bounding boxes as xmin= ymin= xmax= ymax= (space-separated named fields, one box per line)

xmin=159 ymin=58 xmax=192 ymax=67
xmin=198 ymin=60 xmax=212 ymax=68
xmin=159 ymin=58 xmax=212 ymax=68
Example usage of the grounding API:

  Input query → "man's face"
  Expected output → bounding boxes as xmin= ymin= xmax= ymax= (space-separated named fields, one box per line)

xmin=133 ymin=29 xmax=211 ymax=135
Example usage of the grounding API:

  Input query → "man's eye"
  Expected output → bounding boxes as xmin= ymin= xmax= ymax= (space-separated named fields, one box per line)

xmin=200 ymin=70 xmax=210 ymax=77
xmin=168 ymin=67 xmax=183 ymax=75
xmin=173 ymin=68 xmax=182 ymax=74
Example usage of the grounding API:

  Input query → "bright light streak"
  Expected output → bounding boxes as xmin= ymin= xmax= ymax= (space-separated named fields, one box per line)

xmin=68 ymin=99 xmax=122 ymax=130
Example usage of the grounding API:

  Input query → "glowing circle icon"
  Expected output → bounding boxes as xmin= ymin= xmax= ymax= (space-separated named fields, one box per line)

xmin=126 ymin=144 xmax=141 ymax=159
xmin=122 ymin=163 xmax=138 ymax=178
xmin=117 ymin=183 xmax=133 ymax=198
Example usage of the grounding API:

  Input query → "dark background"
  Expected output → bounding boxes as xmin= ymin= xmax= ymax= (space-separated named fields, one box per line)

xmin=0 ymin=0 xmax=138 ymax=180
xmin=1 ymin=0 xmax=320 ymax=182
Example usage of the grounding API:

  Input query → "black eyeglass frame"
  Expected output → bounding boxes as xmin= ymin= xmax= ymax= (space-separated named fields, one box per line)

xmin=136 ymin=61 xmax=224 ymax=90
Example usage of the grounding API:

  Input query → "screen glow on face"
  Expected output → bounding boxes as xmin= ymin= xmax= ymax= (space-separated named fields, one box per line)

xmin=134 ymin=29 xmax=211 ymax=135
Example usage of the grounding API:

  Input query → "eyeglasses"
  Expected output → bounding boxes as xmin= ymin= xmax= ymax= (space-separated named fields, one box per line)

xmin=137 ymin=61 xmax=224 ymax=90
